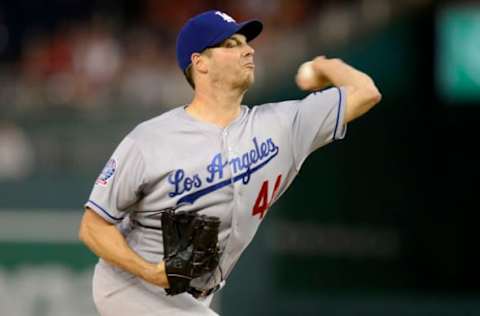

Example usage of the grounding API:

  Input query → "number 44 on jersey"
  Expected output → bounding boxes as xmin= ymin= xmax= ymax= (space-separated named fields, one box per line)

xmin=251 ymin=174 xmax=282 ymax=219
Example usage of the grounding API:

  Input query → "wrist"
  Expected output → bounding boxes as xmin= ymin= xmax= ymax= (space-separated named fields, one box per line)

xmin=141 ymin=261 xmax=169 ymax=288
xmin=156 ymin=261 xmax=170 ymax=289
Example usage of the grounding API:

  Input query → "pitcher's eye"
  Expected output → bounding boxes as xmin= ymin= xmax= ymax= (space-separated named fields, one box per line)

xmin=223 ymin=40 xmax=236 ymax=48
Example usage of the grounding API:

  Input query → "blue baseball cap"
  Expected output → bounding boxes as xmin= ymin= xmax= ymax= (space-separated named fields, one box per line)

xmin=176 ymin=10 xmax=263 ymax=72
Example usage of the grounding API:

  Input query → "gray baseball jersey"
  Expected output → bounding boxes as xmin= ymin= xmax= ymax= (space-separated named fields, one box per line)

xmin=85 ymin=86 xmax=346 ymax=298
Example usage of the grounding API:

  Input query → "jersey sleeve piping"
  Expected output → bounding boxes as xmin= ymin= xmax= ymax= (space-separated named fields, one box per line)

xmin=332 ymin=87 xmax=342 ymax=140
xmin=85 ymin=199 xmax=125 ymax=223
xmin=332 ymin=87 xmax=347 ymax=141
xmin=294 ymin=87 xmax=347 ymax=172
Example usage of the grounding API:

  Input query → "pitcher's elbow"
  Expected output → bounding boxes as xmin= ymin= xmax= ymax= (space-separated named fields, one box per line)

xmin=373 ymin=90 xmax=382 ymax=105
xmin=368 ymin=85 xmax=382 ymax=106
xmin=78 ymin=225 xmax=86 ymax=243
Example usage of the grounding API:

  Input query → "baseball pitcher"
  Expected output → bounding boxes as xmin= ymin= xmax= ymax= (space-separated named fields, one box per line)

xmin=79 ymin=10 xmax=381 ymax=316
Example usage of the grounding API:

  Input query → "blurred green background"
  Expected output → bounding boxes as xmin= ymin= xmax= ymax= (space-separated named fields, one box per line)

xmin=1 ymin=1 xmax=479 ymax=315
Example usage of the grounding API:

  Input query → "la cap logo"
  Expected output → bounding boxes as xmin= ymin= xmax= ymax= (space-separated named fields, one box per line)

xmin=215 ymin=11 xmax=236 ymax=23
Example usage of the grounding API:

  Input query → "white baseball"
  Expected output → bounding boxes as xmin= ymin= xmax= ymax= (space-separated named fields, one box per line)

xmin=297 ymin=61 xmax=316 ymax=81
xmin=296 ymin=61 xmax=318 ymax=90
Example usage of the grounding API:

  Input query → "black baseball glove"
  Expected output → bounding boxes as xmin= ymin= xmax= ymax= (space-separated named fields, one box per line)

xmin=161 ymin=209 xmax=220 ymax=295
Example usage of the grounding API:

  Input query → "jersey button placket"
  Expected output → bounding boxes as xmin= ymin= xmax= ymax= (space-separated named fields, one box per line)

xmin=221 ymin=129 xmax=233 ymax=185
xmin=225 ymin=133 xmax=242 ymax=233
xmin=222 ymin=128 xmax=241 ymax=254
xmin=222 ymin=129 xmax=238 ymax=192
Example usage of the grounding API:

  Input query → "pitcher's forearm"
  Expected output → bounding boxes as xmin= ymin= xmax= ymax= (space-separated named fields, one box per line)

xmin=312 ymin=58 xmax=377 ymax=92
xmin=79 ymin=208 xmax=169 ymax=288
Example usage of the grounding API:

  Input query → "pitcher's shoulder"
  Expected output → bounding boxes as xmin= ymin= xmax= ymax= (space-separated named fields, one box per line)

xmin=131 ymin=106 xmax=186 ymax=137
